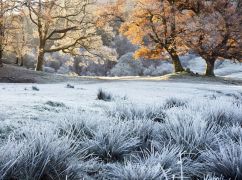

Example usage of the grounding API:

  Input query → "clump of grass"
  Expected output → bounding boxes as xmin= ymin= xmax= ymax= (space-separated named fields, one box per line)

xmin=45 ymin=100 xmax=66 ymax=108
xmin=154 ymin=109 xmax=219 ymax=159
xmin=0 ymin=132 xmax=96 ymax=180
xmin=128 ymin=119 xmax=163 ymax=151
xmin=66 ymin=84 xmax=75 ymax=89
xmin=58 ymin=119 xmax=96 ymax=141
xmin=32 ymin=86 xmax=39 ymax=91
xmin=97 ymin=89 xmax=113 ymax=102
xmin=204 ymin=102 xmax=242 ymax=127
xmin=198 ymin=140 xmax=242 ymax=179
xmin=106 ymin=102 xmax=166 ymax=122
xmin=82 ymin=123 xmax=140 ymax=163
xmin=0 ymin=126 xmax=13 ymax=143
xmin=0 ymin=138 xmax=79 ymax=179
xmin=163 ymin=97 xmax=187 ymax=109
xmin=104 ymin=161 xmax=169 ymax=180
xmin=224 ymin=125 xmax=242 ymax=143
xmin=104 ymin=145 xmax=189 ymax=179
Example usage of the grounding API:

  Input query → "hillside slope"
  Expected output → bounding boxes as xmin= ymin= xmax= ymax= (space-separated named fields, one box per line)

xmin=0 ymin=64 xmax=84 ymax=83
xmin=0 ymin=62 xmax=241 ymax=85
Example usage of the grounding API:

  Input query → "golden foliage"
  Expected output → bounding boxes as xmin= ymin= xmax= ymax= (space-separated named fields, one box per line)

xmin=134 ymin=47 xmax=162 ymax=60
xmin=96 ymin=0 xmax=126 ymax=28
xmin=120 ymin=0 xmax=190 ymax=60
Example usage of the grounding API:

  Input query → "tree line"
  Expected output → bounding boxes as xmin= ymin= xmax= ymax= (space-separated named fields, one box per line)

xmin=0 ymin=0 xmax=104 ymax=71
xmin=0 ymin=0 xmax=241 ymax=76
xmin=99 ymin=0 xmax=242 ymax=76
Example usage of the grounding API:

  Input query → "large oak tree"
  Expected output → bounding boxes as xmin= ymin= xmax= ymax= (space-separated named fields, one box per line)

xmin=180 ymin=0 xmax=242 ymax=76
xmin=120 ymin=0 xmax=188 ymax=72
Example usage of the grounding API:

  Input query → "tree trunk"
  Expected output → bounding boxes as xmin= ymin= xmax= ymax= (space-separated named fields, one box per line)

xmin=15 ymin=57 xmax=19 ymax=65
xmin=205 ymin=58 xmax=216 ymax=76
xmin=35 ymin=49 xmax=45 ymax=71
xmin=20 ymin=56 xmax=24 ymax=66
xmin=0 ymin=46 xmax=3 ymax=67
xmin=0 ymin=58 xmax=2 ymax=67
xmin=167 ymin=49 xmax=184 ymax=72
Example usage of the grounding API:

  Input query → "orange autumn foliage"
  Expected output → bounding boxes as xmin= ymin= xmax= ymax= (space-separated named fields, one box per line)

xmin=96 ymin=0 xmax=126 ymax=29
xmin=134 ymin=47 xmax=163 ymax=60
xmin=120 ymin=0 xmax=189 ymax=61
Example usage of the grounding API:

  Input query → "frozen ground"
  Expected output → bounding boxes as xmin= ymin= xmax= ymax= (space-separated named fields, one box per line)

xmin=1 ymin=76 xmax=242 ymax=179
xmin=0 ymin=79 xmax=241 ymax=125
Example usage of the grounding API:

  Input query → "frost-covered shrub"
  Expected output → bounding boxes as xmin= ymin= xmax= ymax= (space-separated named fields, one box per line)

xmin=74 ymin=58 xmax=116 ymax=76
xmin=57 ymin=65 xmax=70 ymax=74
xmin=143 ymin=62 xmax=173 ymax=76
xmin=199 ymin=140 xmax=242 ymax=179
xmin=113 ymin=35 xmax=137 ymax=57
xmin=110 ymin=53 xmax=143 ymax=76
xmin=179 ymin=54 xmax=198 ymax=67
xmin=72 ymin=46 xmax=117 ymax=76
xmin=45 ymin=57 xmax=62 ymax=71
xmin=215 ymin=60 xmax=242 ymax=76
xmin=43 ymin=66 xmax=56 ymax=73
xmin=23 ymin=53 xmax=36 ymax=69
xmin=45 ymin=52 xmax=71 ymax=72
xmin=97 ymin=89 xmax=113 ymax=102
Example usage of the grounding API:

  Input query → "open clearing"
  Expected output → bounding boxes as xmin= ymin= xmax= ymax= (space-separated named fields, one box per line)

xmin=1 ymin=78 xmax=242 ymax=124
xmin=1 ymin=76 xmax=242 ymax=179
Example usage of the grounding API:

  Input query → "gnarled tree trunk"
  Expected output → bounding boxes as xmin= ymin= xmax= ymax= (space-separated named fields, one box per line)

xmin=205 ymin=58 xmax=216 ymax=76
xmin=35 ymin=48 xmax=45 ymax=71
xmin=167 ymin=48 xmax=184 ymax=73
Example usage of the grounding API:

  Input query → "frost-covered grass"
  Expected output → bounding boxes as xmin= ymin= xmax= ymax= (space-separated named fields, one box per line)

xmin=1 ymin=95 xmax=242 ymax=179
xmin=0 ymin=81 xmax=242 ymax=179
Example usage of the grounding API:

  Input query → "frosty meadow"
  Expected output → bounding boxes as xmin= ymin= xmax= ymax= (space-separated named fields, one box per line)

xmin=0 ymin=0 xmax=242 ymax=180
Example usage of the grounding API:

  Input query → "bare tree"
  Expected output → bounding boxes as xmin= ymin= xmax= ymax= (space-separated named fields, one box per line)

xmin=25 ymin=0 xmax=100 ymax=71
